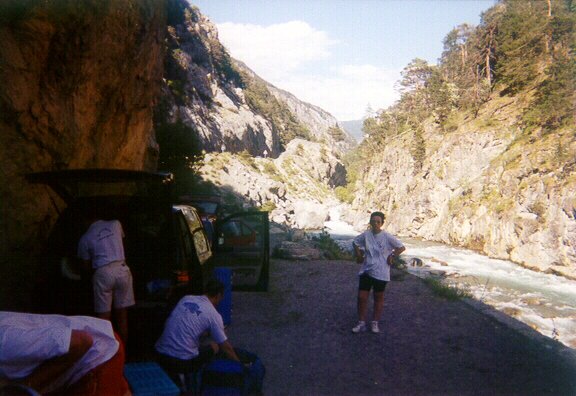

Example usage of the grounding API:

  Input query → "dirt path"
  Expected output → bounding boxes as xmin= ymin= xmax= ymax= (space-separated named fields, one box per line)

xmin=226 ymin=259 xmax=576 ymax=396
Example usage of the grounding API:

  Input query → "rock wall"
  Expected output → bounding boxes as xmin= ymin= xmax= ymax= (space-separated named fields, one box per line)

xmin=197 ymin=139 xmax=346 ymax=230
xmin=155 ymin=2 xmax=351 ymax=230
xmin=0 ymin=0 xmax=165 ymax=309
xmin=158 ymin=4 xmax=354 ymax=159
xmin=237 ymin=61 xmax=356 ymax=156
xmin=159 ymin=5 xmax=281 ymax=157
xmin=344 ymin=96 xmax=576 ymax=280
xmin=0 ymin=0 xmax=355 ymax=309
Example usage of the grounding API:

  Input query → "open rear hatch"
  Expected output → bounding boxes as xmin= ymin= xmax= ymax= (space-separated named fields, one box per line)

xmin=26 ymin=169 xmax=174 ymax=204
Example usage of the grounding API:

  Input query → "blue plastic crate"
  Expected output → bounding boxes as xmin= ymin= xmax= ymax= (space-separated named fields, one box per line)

xmin=214 ymin=267 xmax=232 ymax=326
xmin=124 ymin=362 xmax=180 ymax=396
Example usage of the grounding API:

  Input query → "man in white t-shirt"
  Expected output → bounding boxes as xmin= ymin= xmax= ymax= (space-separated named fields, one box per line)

xmin=155 ymin=279 xmax=240 ymax=375
xmin=0 ymin=311 xmax=128 ymax=395
xmin=77 ymin=208 xmax=134 ymax=343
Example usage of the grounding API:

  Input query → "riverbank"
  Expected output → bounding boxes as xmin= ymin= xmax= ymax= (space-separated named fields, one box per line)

xmin=306 ymin=221 xmax=576 ymax=350
xmin=226 ymin=259 xmax=576 ymax=395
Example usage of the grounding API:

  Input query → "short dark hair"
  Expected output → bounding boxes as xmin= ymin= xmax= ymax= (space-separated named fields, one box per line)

xmin=205 ymin=279 xmax=225 ymax=297
xmin=79 ymin=200 xmax=107 ymax=221
xmin=370 ymin=211 xmax=385 ymax=222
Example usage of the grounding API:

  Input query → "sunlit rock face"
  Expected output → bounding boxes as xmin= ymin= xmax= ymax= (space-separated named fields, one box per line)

xmin=343 ymin=108 xmax=576 ymax=280
xmin=237 ymin=60 xmax=356 ymax=157
xmin=196 ymin=139 xmax=346 ymax=230
xmin=0 ymin=0 xmax=165 ymax=309
xmin=158 ymin=5 xmax=282 ymax=158
xmin=158 ymin=4 xmax=355 ymax=159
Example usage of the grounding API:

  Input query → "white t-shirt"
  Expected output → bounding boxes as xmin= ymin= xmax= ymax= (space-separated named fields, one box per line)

xmin=0 ymin=312 xmax=119 ymax=393
xmin=155 ymin=295 xmax=227 ymax=360
xmin=353 ymin=230 xmax=404 ymax=281
xmin=78 ymin=220 xmax=125 ymax=269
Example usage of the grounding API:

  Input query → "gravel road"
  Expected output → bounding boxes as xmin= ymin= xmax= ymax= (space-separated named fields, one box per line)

xmin=225 ymin=259 xmax=576 ymax=396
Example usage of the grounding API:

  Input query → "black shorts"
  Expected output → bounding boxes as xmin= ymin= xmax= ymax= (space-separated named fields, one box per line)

xmin=156 ymin=345 xmax=215 ymax=373
xmin=358 ymin=273 xmax=388 ymax=292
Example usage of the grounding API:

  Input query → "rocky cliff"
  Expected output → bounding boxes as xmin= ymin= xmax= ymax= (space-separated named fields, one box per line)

xmin=157 ymin=3 xmax=281 ymax=157
xmin=157 ymin=3 xmax=354 ymax=159
xmin=235 ymin=60 xmax=356 ymax=156
xmin=197 ymin=138 xmax=346 ymax=230
xmin=0 ymin=0 xmax=352 ymax=309
xmin=0 ymin=0 xmax=165 ymax=308
xmin=155 ymin=2 xmax=351 ymax=230
xmin=343 ymin=92 xmax=576 ymax=280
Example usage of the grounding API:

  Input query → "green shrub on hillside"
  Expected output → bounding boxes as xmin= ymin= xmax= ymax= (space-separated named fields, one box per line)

xmin=239 ymin=70 xmax=311 ymax=147
xmin=335 ymin=185 xmax=354 ymax=204
xmin=328 ymin=126 xmax=347 ymax=141
xmin=259 ymin=201 xmax=276 ymax=212
xmin=262 ymin=161 xmax=277 ymax=175
xmin=296 ymin=143 xmax=304 ymax=155
xmin=238 ymin=150 xmax=258 ymax=170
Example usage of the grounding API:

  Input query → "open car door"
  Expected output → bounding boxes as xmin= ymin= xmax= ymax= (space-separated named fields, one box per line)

xmin=212 ymin=211 xmax=269 ymax=291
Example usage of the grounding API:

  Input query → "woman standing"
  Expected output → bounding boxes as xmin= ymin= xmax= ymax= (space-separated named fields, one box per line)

xmin=352 ymin=211 xmax=405 ymax=333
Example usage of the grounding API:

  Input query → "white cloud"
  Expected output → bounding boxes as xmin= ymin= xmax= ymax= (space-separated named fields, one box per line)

xmin=217 ymin=21 xmax=337 ymax=80
xmin=281 ymin=66 xmax=400 ymax=121
xmin=216 ymin=21 xmax=400 ymax=120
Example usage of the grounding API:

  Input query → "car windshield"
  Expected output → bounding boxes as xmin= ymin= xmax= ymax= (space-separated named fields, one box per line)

xmin=192 ymin=202 xmax=219 ymax=214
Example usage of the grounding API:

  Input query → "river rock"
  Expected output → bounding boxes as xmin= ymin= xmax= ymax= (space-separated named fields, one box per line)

xmin=292 ymin=200 xmax=329 ymax=230
xmin=275 ymin=241 xmax=323 ymax=261
xmin=431 ymin=257 xmax=449 ymax=266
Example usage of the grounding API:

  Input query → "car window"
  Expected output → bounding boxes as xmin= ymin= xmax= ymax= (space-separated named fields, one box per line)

xmin=131 ymin=211 xmax=168 ymax=237
xmin=211 ymin=211 xmax=269 ymax=291
xmin=181 ymin=207 xmax=203 ymax=230
xmin=221 ymin=221 xmax=239 ymax=237
xmin=175 ymin=213 xmax=194 ymax=270
xmin=179 ymin=206 xmax=212 ymax=265
xmin=222 ymin=220 xmax=254 ymax=237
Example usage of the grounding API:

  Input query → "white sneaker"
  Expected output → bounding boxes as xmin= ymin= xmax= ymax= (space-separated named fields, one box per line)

xmin=371 ymin=321 xmax=380 ymax=333
xmin=352 ymin=321 xmax=366 ymax=333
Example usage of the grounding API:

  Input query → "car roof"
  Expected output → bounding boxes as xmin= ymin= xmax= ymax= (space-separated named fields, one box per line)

xmin=179 ymin=194 xmax=222 ymax=203
xmin=27 ymin=169 xmax=174 ymax=204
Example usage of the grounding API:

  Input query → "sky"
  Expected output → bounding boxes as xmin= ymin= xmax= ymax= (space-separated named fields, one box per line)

xmin=192 ymin=0 xmax=496 ymax=121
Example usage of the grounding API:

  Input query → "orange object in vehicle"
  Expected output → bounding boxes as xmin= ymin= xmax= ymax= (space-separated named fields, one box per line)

xmin=175 ymin=270 xmax=189 ymax=283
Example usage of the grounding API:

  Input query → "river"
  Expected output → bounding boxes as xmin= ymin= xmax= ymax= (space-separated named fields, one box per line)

xmin=323 ymin=211 xmax=576 ymax=349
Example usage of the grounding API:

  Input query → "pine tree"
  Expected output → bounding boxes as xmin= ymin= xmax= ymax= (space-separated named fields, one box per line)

xmin=495 ymin=0 xmax=550 ymax=93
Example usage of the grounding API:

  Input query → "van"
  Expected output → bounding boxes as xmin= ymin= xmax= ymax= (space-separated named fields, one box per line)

xmin=27 ymin=169 xmax=269 ymax=355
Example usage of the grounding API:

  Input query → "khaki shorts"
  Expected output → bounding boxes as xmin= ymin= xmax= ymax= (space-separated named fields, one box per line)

xmin=93 ymin=260 xmax=135 ymax=313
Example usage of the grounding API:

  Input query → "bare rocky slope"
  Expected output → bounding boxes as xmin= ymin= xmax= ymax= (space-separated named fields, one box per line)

xmin=235 ymin=59 xmax=356 ymax=156
xmin=196 ymin=139 xmax=345 ymax=230
xmin=341 ymin=93 xmax=576 ymax=280
xmin=158 ymin=4 xmax=354 ymax=159
xmin=155 ymin=2 xmax=352 ymax=230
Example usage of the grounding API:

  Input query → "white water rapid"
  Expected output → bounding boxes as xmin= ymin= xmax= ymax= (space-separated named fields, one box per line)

xmin=324 ymin=207 xmax=576 ymax=349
